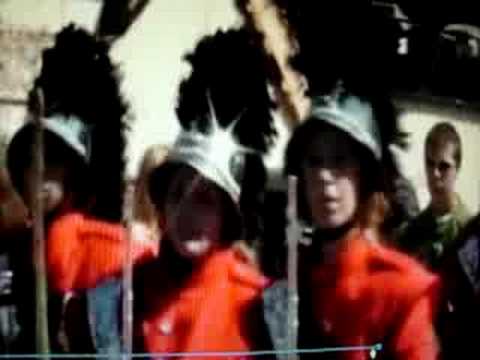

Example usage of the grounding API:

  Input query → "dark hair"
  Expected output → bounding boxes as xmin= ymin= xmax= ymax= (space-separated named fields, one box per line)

xmin=425 ymin=122 xmax=462 ymax=169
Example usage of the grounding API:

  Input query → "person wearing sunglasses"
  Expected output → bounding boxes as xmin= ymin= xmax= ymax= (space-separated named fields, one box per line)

xmin=398 ymin=122 xmax=471 ymax=269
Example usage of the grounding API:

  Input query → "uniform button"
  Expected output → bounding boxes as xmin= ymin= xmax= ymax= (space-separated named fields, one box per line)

xmin=158 ymin=319 xmax=173 ymax=335
xmin=447 ymin=301 xmax=455 ymax=313
xmin=323 ymin=319 xmax=332 ymax=333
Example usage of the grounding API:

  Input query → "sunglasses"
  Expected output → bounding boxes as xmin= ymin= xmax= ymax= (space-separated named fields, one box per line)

xmin=426 ymin=158 xmax=456 ymax=173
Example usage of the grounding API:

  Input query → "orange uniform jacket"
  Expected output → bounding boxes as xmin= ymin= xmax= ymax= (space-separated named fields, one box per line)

xmin=47 ymin=212 xmax=157 ymax=292
xmin=138 ymin=249 xmax=269 ymax=360
xmin=309 ymin=230 xmax=441 ymax=360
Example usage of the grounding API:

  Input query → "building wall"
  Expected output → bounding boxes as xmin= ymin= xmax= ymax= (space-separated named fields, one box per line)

xmin=2 ymin=1 xmax=480 ymax=215
xmin=0 ymin=0 xmax=101 ymax=143
xmin=0 ymin=0 xmax=100 ymax=32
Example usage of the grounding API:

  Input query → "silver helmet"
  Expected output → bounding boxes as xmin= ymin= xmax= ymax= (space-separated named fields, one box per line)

xmin=14 ymin=114 xmax=92 ymax=163
xmin=7 ymin=113 xmax=92 ymax=191
xmin=166 ymin=93 xmax=259 ymax=203
xmin=309 ymin=82 xmax=382 ymax=160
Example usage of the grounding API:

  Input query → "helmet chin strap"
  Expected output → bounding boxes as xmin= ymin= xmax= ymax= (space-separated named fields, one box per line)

xmin=312 ymin=219 xmax=355 ymax=246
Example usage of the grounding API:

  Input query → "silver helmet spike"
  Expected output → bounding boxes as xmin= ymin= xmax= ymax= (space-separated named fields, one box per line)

xmin=166 ymin=91 xmax=260 ymax=203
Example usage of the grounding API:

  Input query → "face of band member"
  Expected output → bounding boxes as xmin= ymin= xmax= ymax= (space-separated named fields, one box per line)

xmin=163 ymin=167 xmax=223 ymax=260
xmin=303 ymin=126 xmax=361 ymax=230
xmin=425 ymin=141 xmax=458 ymax=203
xmin=21 ymin=140 xmax=76 ymax=216
xmin=23 ymin=163 xmax=68 ymax=215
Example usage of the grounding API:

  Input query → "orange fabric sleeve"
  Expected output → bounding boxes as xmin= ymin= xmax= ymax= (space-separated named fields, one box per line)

xmin=47 ymin=213 xmax=83 ymax=293
xmin=47 ymin=213 xmax=157 ymax=293
xmin=391 ymin=293 xmax=440 ymax=360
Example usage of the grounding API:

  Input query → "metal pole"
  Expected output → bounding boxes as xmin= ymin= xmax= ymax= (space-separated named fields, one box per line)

xmin=286 ymin=176 xmax=300 ymax=360
xmin=122 ymin=182 xmax=135 ymax=360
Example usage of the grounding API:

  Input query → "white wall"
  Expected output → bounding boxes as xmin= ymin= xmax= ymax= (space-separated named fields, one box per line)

xmin=110 ymin=0 xmax=243 ymax=177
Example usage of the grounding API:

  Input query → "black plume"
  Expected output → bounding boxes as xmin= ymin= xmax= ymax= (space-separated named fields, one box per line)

xmin=33 ymin=24 xmax=129 ymax=222
xmin=176 ymin=28 xmax=277 ymax=154
xmin=273 ymin=0 xmax=402 ymax=96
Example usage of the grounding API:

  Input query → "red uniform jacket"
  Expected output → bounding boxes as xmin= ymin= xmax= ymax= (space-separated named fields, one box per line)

xmin=47 ymin=212 xmax=157 ymax=292
xmin=138 ymin=249 xmax=269 ymax=360
xmin=310 ymin=230 xmax=440 ymax=360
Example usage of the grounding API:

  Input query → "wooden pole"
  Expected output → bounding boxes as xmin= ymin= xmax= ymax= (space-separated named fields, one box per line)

xmin=238 ymin=0 xmax=310 ymax=127
xmin=238 ymin=2 xmax=310 ymax=357
xmin=31 ymin=88 xmax=50 ymax=357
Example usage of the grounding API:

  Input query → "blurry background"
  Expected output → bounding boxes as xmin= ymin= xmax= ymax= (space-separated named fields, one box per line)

xmin=1 ymin=0 xmax=480 ymax=217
